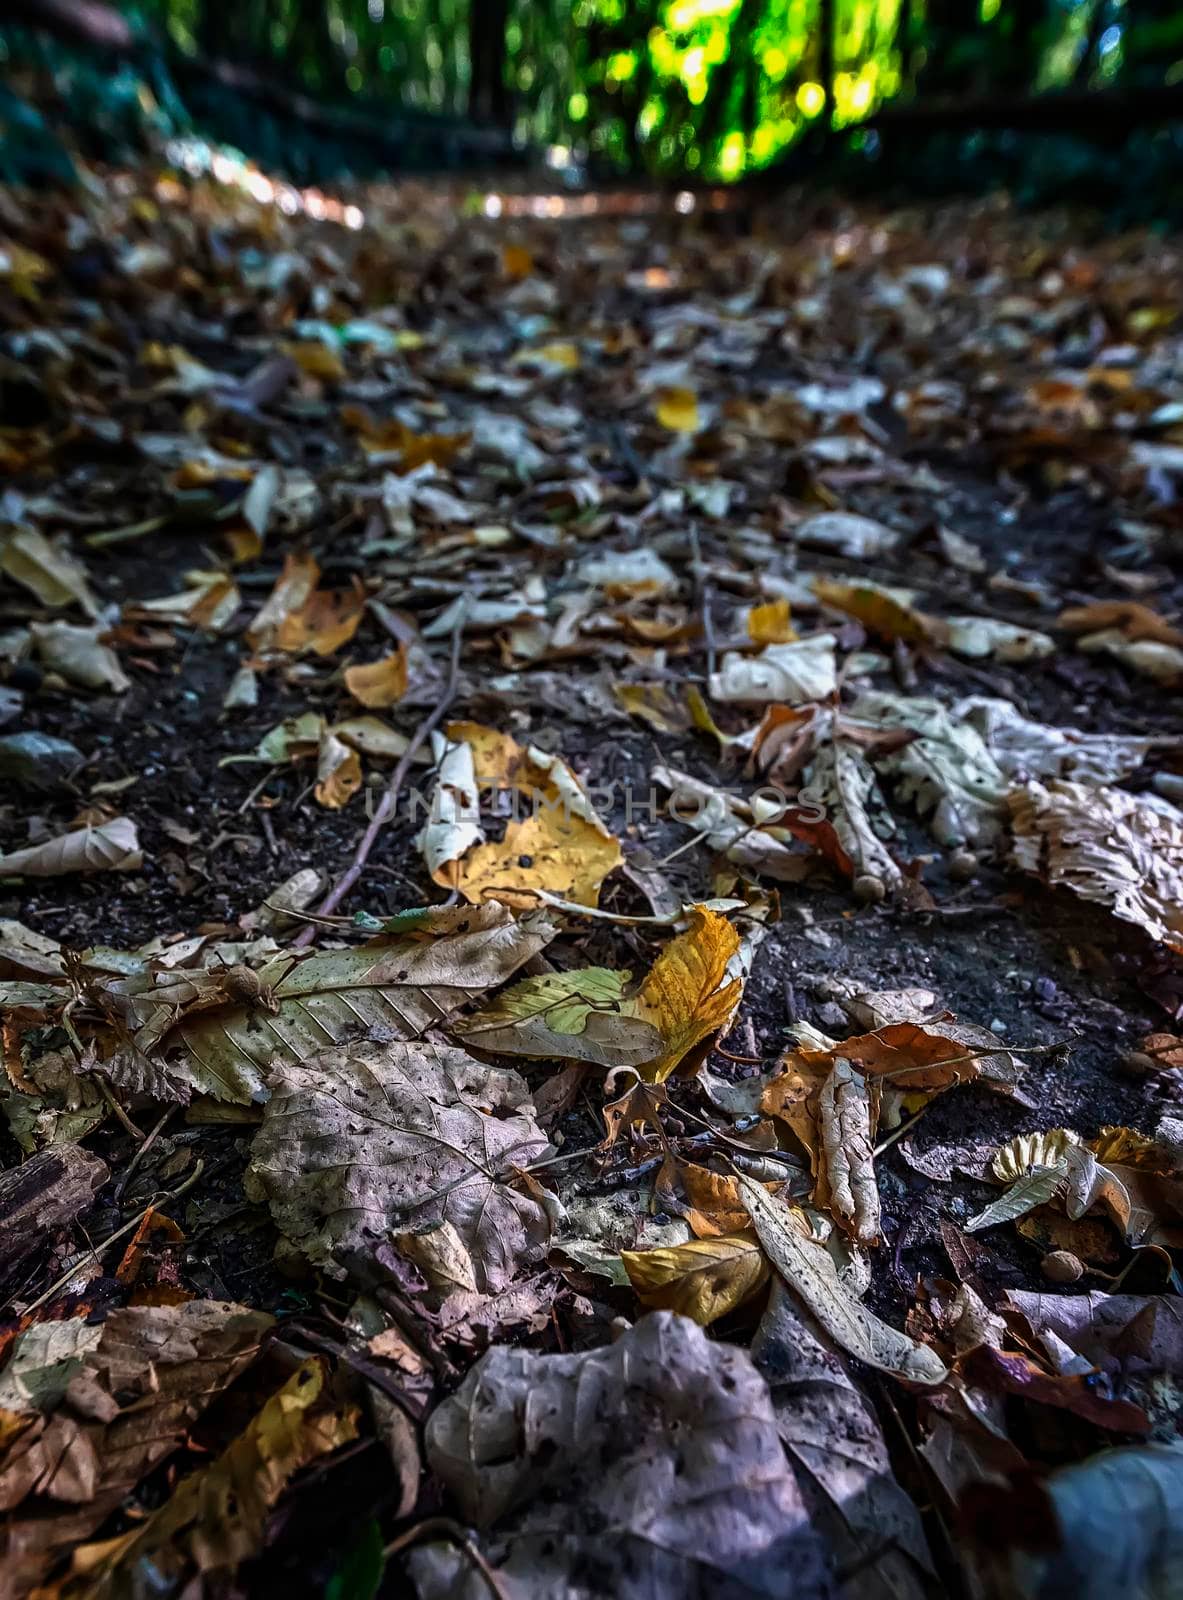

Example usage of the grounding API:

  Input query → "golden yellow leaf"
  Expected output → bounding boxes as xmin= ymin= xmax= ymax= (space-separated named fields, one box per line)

xmin=813 ymin=577 xmax=938 ymax=646
xmin=747 ymin=598 xmax=797 ymax=645
xmin=631 ymin=905 xmax=742 ymax=1082
xmin=656 ymin=1155 xmax=781 ymax=1238
xmin=655 ymin=385 xmax=700 ymax=433
xmin=340 ymin=404 xmax=469 ymax=469
xmin=285 ymin=340 xmax=346 ymax=381
xmin=445 ymin=721 xmax=532 ymax=788
xmin=503 ymin=243 xmax=534 ymax=280
xmin=622 ymin=1233 xmax=768 ymax=1325
xmin=276 ymin=581 xmax=366 ymax=657
xmin=532 ymin=340 xmax=580 ymax=369
xmin=454 ymin=809 xmax=622 ymax=909
xmin=344 ymin=648 xmax=409 ymax=709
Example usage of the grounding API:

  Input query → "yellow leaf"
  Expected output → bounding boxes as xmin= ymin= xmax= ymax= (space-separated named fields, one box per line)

xmin=445 ymin=721 xmax=532 ymax=789
xmin=655 ymin=385 xmax=700 ymax=432
xmin=622 ymin=1233 xmax=768 ymax=1325
xmin=344 ymin=649 xmax=409 ymax=709
xmin=503 ymin=243 xmax=534 ymax=280
xmin=813 ymin=577 xmax=938 ymax=646
xmin=285 ymin=340 xmax=346 ymax=381
xmin=631 ymin=905 xmax=742 ymax=1082
xmin=454 ymin=809 xmax=622 ymax=909
xmin=531 ymin=340 xmax=580 ymax=370
xmin=747 ymin=598 xmax=797 ymax=645
xmin=246 ymin=552 xmax=320 ymax=650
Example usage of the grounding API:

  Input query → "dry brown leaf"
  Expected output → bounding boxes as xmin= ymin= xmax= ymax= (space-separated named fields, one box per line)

xmin=246 ymin=1038 xmax=552 ymax=1288
xmin=131 ymin=902 xmax=556 ymax=1103
xmin=0 ymin=526 xmax=99 ymax=617
xmin=813 ymin=577 xmax=940 ymax=647
xmin=245 ymin=550 xmax=319 ymax=650
xmin=29 ymin=623 xmax=130 ymax=693
xmin=631 ymin=905 xmax=743 ymax=1082
xmin=747 ymin=598 xmax=798 ymax=645
xmin=1010 ymin=780 xmax=1183 ymax=950
xmin=818 ymin=1061 xmax=880 ymax=1245
xmin=0 ymin=817 xmax=141 ymax=878
xmin=343 ymin=647 xmax=409 ymax=708
xmin=276 ymin=579 xmax=366 ymax=657
xmin=71 ymin=1359 xmax=357 ymax=1594
xmin=621 ymin=1233 xmax=769 ymax=1324
xmin=413 ymin=1313 xmax=821 ymax=1598
xmin=1058 ymin=599 xmax=1183 ymax=648
xmin=0 ymin=1301 xmax=271 ymax=1594
xmin=738 ymin=1174 xmax=947 ymax=1385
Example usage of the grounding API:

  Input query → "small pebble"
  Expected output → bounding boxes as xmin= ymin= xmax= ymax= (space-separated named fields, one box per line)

xmin=1033 ymin=976 xmax=1057 ymax=1002
xmin=990 ymin=1018 xmax=1007 ymax=1035
xmin=1041 ymin=1250 xmax=1084 ymax=1284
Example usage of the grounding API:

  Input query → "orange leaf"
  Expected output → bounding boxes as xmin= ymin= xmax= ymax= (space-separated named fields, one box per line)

xmin=344 ymin=648 xmax=408 ymax=708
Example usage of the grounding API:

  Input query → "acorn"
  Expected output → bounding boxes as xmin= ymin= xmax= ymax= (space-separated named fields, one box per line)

xmin=1041 ymin=1250 xmax=1084 ymax=1284
xmin=853 ymin=873 xmax=886 ymax=904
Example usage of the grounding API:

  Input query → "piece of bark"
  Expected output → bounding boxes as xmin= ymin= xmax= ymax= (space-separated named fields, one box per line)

xmin=0 ymin=1145 xmax=108 ymax=1305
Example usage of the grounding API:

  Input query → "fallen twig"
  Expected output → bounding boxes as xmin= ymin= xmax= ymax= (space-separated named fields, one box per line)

xmin=294 ymin=606 xmax=467 ymax=948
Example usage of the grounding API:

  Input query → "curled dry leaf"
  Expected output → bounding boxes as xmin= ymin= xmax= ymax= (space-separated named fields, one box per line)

xmin=1009 ymin=780 xmax=1183 ymax=950
xmin=313 ymin=726 xmax=362 ymax=809
xmin=30 ymin=622 xmax=130 ymax=693
xmin=813 ymin=577 xmax=937 ymax=647
xmin=802 ymin=741 xmax=903 ymax=897
xmin=818 ymin=1060 xmax=880 ymax=1245
xmin=456 ymin=966 xmax=664 ymax=1066
xmin=246 ymin=1039 xmax=552 ymax=1289
xmin=0 ymin=525 xmax=99 ymax=617
xmin=0 ymin=817 xmax=141 ymax=877
xmin=751 ymin=1279 xmax=937 ymax=1600
xmin=959 ymin=695 xmax=1158 ymax=786
xmin=795 ymin=510 xmax=900 ymax=558
xmin=413 ymin=1312 xmax=825 ymax=1600
xmin=69 ymin=1360 xmax=357 ymax=1594
xmin=621 ymin=1233 xmax=769 ymax=1325
xmin=738 ymin=1174 xmax=948 ymax=1385
xmin=1075 ymin=627 xmax=1183 ymax=683
xmin=653 ymin=765 xmax=812 ymax=882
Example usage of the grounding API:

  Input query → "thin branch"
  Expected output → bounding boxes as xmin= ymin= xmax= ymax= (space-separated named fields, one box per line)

xmin=294 ymin=610 xmax=467 ymax=949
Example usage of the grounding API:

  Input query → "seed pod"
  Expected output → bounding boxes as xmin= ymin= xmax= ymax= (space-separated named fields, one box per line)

xmin=1041 ymin=1250 xmax=1084 ymax=1284
xmin=853 ymin=873 xmax=886 ymax=904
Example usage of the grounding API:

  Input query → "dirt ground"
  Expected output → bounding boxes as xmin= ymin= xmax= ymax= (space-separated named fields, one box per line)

xmin=3 ymin=173 xmax=1183 ymax=1596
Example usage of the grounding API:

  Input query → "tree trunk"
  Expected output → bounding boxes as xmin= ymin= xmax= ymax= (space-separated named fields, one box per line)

xmin=468 ymin=0 xmax=511 ymax=127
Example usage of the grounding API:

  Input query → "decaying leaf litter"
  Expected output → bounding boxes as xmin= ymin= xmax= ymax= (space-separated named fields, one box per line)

xmin=3 ymin=165 xmax=1183 ymax=1600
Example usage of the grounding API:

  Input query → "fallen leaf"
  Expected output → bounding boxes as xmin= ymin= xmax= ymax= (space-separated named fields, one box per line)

xmin=245 ymin=551 xmax=319 ymax=651
xmin=30 ymin=623 xmax=130 ymax=693
xmin=631 ymin=905 xmax=742 ymax=1082
xmin=747 ymin=598 xmax=797 ymax=645
xmin=276 ymin=579 xmax=366 ymax=657
xmin=457 ymin=967 xmax=663 ymax=1066
xmin=0 ymin=526 xmax=99 ymax=617
xmin=813 ymin=578 xmax=938 ymax=647
xmin=246 ymin=1039 xmax=552 ymax=1288
xmin=0 ymin=1301 xmax=271 ymax=1593
xmin=1009 ymin=780 xmax=1183 ymax=950
xmin=1059 ymin=598 xmax=1183 ymax=648
xmin=73 ymin=1359 xmax=357 ymax=1591
xmin=622 ymin=1233 xmax=769 ymax=1324
xmin=818 ymin=1060 xmax=880 ymax=1244
xmin=143 ymin=903 xmax=555 ymax=1102
xmin=654 ymin=385 xmax=700 ymax=431
xmin=413 ymin=1313 xmax=823 ymax=1598
xmin=796 ymin=511 xmax=900 ymax=558
xmin=344 ymin=648 xmax=408 ymax=708
xmin=965 ymin=1165 xmax=1068 ymax=1232
xmin=0 ymin=817 xmax=141 ymax=877
xmin=710 ymin=634 xmax=837 ymax=704
xmin=738 ymin=1173 xmax=947 ymax=1384
xmin=313 ymin=727 xmax=362 ymax=809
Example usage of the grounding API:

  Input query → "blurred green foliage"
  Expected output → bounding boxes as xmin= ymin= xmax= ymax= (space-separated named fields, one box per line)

xmin=9 ymin=0 xmax=1183 ymax=183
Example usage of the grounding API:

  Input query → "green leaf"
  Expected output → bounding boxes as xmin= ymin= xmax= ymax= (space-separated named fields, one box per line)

xmin=327 ymin=1519 xmax=385 ymax=1600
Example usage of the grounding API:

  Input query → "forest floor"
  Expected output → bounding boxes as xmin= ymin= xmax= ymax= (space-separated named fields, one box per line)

xmin=2 ymin=165 xmax=1183 ymax=1599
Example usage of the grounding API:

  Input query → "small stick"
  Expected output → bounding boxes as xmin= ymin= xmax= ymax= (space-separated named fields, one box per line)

xmin=294 ymin=610 xmax=466 ymax=948
xmin=689 ymin=523 xmax=717 ymax=681
xmin=23 ymin=1159 xmax=205 ymax=1316
xmin=384 ymin=1517 xmax=509 ymax=1600
xmin=113 ymin=1105 xmax=178 ymax=1204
